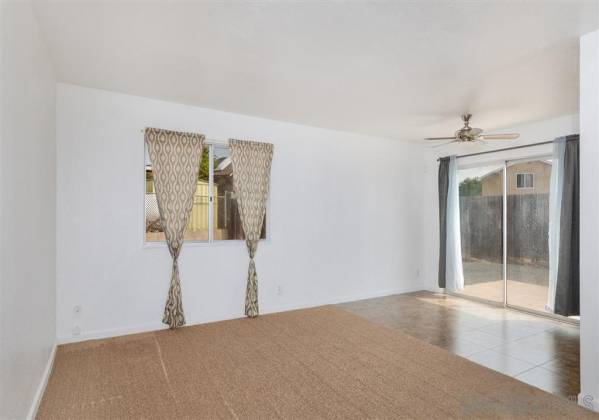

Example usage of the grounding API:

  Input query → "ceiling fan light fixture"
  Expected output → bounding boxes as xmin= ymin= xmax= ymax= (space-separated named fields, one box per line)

xmin=425 ymin=114 xmax=520 ymax=144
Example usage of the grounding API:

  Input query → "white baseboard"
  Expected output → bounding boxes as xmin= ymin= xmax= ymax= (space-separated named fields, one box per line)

xmin=57 ymin=285 xmax=425 ymax=345
xmin=58 ymin=322 xmax=167 ymax=344
xmin=26 ymin=343 xmax=57 ymax=420
xmin=579 ymin=393 xmax=598 ymax=412
xmin=262 ymin=285 xmax=423 ymax=315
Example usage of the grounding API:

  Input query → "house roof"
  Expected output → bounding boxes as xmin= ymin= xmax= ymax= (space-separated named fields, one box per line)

xmin=478 ymin=160 xmax=551 ymax=181
xmin=458 ymin=160 xmax=552 ymax=183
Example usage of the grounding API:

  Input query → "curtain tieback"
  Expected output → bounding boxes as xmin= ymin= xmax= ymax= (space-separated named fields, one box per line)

xmin=245 ymin=245 xmax=259 ymax=318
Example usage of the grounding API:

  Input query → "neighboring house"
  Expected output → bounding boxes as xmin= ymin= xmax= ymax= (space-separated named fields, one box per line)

xmin=481 ymin=161 xmax=552 ymax=196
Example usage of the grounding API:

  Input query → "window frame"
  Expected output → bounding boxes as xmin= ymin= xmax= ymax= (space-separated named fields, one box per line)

xmin=516 ymin=173 xmax=534 ymax=189
xmin=142 ymin=139 xmax=270 ymax=248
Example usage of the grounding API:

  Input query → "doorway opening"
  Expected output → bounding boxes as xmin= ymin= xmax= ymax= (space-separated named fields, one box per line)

xmin=455 ymin=157 xmax=576 ymax=323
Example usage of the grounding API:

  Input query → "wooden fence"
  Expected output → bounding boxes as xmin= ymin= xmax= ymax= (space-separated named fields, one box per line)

xmin=187 ymin=182 xmax=213 ymax=231
xmin=459 ymin=193 xmax=549 ymax=265
xmin=145 ymin=181 xmax=216 ymax=232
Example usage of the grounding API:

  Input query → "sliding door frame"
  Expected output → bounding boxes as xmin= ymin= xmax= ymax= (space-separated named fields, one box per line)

xmin=503 ymin=160 xmax=508 ymax=308
xmin=449 ymin=155 xmax=579 ymax=325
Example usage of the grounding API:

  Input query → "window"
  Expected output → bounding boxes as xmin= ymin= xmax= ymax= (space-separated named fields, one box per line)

xmin=144 ymin=143 xmax=266 ymax=243
xmin=516 ymin=173 xmax=534 ymax=189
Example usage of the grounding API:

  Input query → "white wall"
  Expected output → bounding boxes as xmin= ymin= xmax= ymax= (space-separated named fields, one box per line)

xmin=419 ymin=114 xmax=580 ymax=292
xmin=580 ymin=30 xmax=599 ymax=412
xmin=0 ymin=1 xmax=57 ymax=419
xmin=56 ymin=83 xmax=425 ymax=343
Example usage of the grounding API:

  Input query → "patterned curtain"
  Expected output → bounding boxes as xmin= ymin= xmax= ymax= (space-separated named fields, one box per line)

xmin=145 ymin=128 xmax=204 ymax=329
xmin=229 ymin=139 xmax=274 ymax=317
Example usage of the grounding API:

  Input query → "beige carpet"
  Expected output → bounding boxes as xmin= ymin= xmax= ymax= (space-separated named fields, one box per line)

xmin=38 ymin=306 xmax=595 ymax=419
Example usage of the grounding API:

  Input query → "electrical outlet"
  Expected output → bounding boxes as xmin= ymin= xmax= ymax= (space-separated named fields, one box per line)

xmin=73 ymin=305 xmax=82 ymax=316
xmin=72 ymin=325 xmax=81 ymax=336
xmin=277 ymin=285 xmax=283 ymax=296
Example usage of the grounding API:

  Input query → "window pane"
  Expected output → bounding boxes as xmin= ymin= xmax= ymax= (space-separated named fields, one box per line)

xmin=457 ymin=165 xmax=504 ymax=304
xmin=507 ymin=160 xmax=551 ymax=313
xmin=516 ymin=173 xmax=534 ymax=189
xmin=213 ymin=146 xmax=266 ymax=241
xmin=145 ymin=145 xmax=210 ymax=242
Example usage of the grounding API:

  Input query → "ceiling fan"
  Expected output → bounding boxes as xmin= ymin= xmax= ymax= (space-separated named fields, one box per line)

xmin=425 ymin=114 xmax=520 ymax=145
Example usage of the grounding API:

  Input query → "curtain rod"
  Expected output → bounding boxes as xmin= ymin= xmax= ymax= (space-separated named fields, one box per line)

xmin=139 ymin=128 xmax=227 ymax=144
xmin=436 ymin=140 xmax=556 ymax=162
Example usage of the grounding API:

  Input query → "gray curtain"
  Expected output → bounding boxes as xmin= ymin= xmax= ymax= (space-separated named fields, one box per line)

xmin=229 ymin=139 xmax=274 ymax=318
xmin=145 ymin=128 xmax=204 ymax=329
xmin=438 ymin=157 xmax=450 ymax=288
xmin=555 ymin=135 xmax=580 ymax=316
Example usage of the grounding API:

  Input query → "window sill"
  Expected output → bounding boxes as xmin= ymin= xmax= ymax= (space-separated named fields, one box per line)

xmin=142 ymin=238 xmax=271 ymax=249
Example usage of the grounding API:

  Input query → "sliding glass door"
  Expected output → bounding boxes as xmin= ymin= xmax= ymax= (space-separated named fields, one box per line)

xmin=506 ymin=158 xmax=552 ymax=314
xmin=454 ymin=156 xmax=564 ymax=318
xmin=457 ymin=164 xmax=505 ymax=304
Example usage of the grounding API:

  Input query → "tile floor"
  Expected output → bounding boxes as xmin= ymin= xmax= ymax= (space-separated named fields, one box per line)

xmin=338 ymin=290 xmax=580 ymax=399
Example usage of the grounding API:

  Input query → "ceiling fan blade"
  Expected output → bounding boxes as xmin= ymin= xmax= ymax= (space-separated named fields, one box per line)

xmin=479 ymin=133 xmax=520 ymax=140
xmin=424 ymin=137 xmax=456 ymax=141
xmin=429 ymin=140 xmax=459 ymax=148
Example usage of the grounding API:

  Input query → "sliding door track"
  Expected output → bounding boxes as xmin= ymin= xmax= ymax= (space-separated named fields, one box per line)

xmin=445 ymin=290 xmax=579 ymax=326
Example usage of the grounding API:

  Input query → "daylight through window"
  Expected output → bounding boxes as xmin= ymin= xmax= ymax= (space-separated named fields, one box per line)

xmin=145 ymin=143 xmax=266 ymax=243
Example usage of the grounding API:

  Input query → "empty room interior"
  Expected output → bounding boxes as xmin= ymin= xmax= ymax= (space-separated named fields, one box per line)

xmin=4 ymin=0 xmax=599 ymax=419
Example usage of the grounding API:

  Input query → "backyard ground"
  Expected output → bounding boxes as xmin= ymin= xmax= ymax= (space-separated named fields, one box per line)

xmin=459 ymin=260 xmax=549 ymax=313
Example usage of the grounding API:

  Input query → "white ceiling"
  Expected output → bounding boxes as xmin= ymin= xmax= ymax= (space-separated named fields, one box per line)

xmin=33 ymin=0 xmax=598 ymax=141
